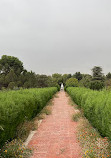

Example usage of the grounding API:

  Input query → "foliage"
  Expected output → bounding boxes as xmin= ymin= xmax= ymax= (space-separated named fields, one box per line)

xmin=73 ymin=72 xmax=83 ymax=81
xmin=66 ymin=87 xmax=111 ymax=140
xmin=89 ymin=80 xmax=104 ymax=90
xmin=0 ymin=54 xmax=61 ymax=89
xmin=77 ymin=118 xmax=110 ymax=158
xmin=52 ymin=73 xmax=63 ymax=86
xmin=62 ymin=74 xmax=72 ymax=85
xmin=69 ymin=98 xmax=110 ymax=157
xmin=65 ymin=78 xmax=78 ymax=88
xmin=105 ymin=79 xmax=111 ymax=90
xmin=23 ymin=71 xmax=37 ymax=88
xmin=0 ymin=74 xmax=5 ymax=89
xmin=0 ymin=87 xmax=57 ymax=147
xmin=0 ymin=55 xmax=24 ymax=75
xmin=92 ymin=66 xmax=104 ymax=81
xmin=90 ymin=66 xmax=105 ymax=90
xmin=0 ymin=139 xmax=32 ymax=158
xmin=5 ymin=69 xmax=17 ymax=85
xmin=36 ymin=74 xmax=49 ymax=88
xmin=106 ymin=72 xmax=111 ymax=79
xmin=79 ymin=74 xmax=92 ymax=88
xmin=8 ymin=82 xmax=17 ymax=90
xmin=72 ymin=112 xmax=82 ymax=122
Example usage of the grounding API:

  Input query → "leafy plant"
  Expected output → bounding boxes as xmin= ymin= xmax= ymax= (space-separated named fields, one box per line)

xmin=0 ymin=139 xmax=32 ymax=158
xmin=77 ymin=118 xmax=110 ymax=158
xmin=65 ymin=78 xmax=78 ymax=88
xmin=66 ymin=87 xmax=111 ymax=140
xmin=72 ymin=112 xmax=81 ymax=122
xmin=0 ymin=87 xmax=57 ymax=147
xmin=89 ymin=80 xmax=104 ymax=90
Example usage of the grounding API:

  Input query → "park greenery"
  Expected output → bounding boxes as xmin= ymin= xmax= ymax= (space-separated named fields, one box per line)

xmin=0 ymin=87 xmax=57 ymax=147
xmin=0 ymin=55 xmax=111 ymax=90
xmin=66 ymin=87 xmax=111 ymax=140
xmin=0 ymin=54 xmax=111 ymax=157
xmin=65 ymin=78 xmax=78 ymax=88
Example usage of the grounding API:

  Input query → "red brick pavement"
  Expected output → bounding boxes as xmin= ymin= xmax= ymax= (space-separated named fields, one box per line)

xmin=28 ymin=91 xmax=82 ymax=158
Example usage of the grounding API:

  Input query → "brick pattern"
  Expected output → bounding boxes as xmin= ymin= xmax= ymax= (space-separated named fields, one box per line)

xmin=28 ymin=91 xmax=82 ymax=158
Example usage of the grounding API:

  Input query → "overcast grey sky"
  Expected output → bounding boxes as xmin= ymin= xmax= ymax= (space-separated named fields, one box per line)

xmin=0 ymin=0 xmax=111 ymax=75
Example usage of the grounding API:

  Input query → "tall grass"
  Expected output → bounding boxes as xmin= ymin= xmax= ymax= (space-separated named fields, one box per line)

xmin=66 ymin=87 xmax=111 ymax=140
xmin=0 ymin=87 xmax=57 ymax=146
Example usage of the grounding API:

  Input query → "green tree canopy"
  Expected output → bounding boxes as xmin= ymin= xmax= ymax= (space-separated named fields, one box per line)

xmin=36 ymin=74 xmax=49 ymax=88
xmin=23 ymin=71 xmax=37 ymax=88
xmin=66 ymin=78 xmax=78 ymax=88
xmin=91 ymin=66 xmax=105 ymax=90
xmin=0 ymin=55 xmax=24 ymax=75
xmin=106 ymin=72 xmax=111 ymax=79
xmin=105 ymin=79 xmax=111 ymax=89
xmin=62 ymin=74 xmax=72 ymax=85
xmin=79 ymin=74 xmax=92 ymax=88
xmin=89 ymin=80 xmax=104 ymax=90
xmin=0 ymin=74 xmax=5 ymax=89
xmin=52 ymin=73 xmax=62 ymax=86
xmin=5 ymin=69 xmax=17 ymax=85
xmin=73 ymin=72 xmax=83 ymax=81
xmin=92 ymin=66 xmax=103 ymax=80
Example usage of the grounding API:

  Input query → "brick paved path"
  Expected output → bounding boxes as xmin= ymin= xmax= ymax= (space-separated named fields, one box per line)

xmin=28 ymin=91 xmax=82 ymax=158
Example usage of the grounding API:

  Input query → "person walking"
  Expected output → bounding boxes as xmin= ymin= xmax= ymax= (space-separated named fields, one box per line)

xmin=60 ymin=83 xmax=64 ymax=91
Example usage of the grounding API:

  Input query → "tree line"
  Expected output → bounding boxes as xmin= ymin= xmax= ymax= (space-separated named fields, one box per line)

xmin=0 ymin=55 xmax=111 ymax=90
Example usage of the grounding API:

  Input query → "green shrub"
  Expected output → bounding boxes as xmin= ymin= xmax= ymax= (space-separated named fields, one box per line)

xmin=0 ymin=87 xmax=57 ymax=147
xmin=8 ymin=82 xmax=16 ymax=89
xmin=65 ymin=78 xmax=78 ymax=88
xmin=89 ymin=80 xmax=104 ymax=90
xmin=105 ymin=79 xmax=111 ymax=90
xmin=72 ymin=112 xmax=81 ymax=122
xmin=55 ymin=83 xmax=60 ymax=91
xmin=66 ymin=87 xmax=111 ymax=140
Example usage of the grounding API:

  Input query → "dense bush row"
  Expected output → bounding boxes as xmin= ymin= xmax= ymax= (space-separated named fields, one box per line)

xmin=66 ymin=87 xmax=111 ymax=140
xmin=0 ymin=87 xmax=57 ymax=146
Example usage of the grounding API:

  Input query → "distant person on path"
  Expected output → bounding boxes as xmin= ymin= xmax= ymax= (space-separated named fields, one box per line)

xmin=60 ymin=83 xmax=64 ymax=91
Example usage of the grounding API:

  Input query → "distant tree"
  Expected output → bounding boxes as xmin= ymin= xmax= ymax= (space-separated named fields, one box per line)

xmin=8 ymin=82 xmax=17 ymax=90
xmin=105 ymin=79 xmax=111 ymax=90
xmin=62 ymin=74 xmax=72 ymax=85
xmin=0 ymin=74 xmax=5 ymax=89
xmin=18 ymin=70 xmax=28 ymax=87
xmin=89 ymin=80 xmax=104 ymax=90
xmin=23 ymin=71 xmax=36 ymax=88
xmin=16 ymin=81 xmax=22 ymax=87
xmin=23 ymin=81 xmax=31 ymax=89
xmin=52 ymin=73 xmax=62 ymax=86
xmin=105 ymin=72 xmax=111 ymax=89
xmin=5 ymin=69 xmax=17 ymax=86
xmin=0 ymin=55 xmax=24 ymax=75
xmin=73 ymin=72 xmax=83 ymax=81
xmin=46 ymin=76 xmax=60 ymax=90
xmin=79 ymin=74 xmax=92 ymax=88
xmin=106 ymin=72 xmax=111 ymax=79
xmin=92 ymin=66 xmax=103 ymax=81
xmin=91 ymin=66 xmax=105 ymax=90
xmin=66 ymin=78 xmax=78 ymax=88
xmin=36 ymin=74 xmax=49 ymax=87
xmin=67 ymin=74 xmax=72 ymax=78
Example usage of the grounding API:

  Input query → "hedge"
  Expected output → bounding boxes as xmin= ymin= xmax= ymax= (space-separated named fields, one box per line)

xmin=66 ymin=87 xmax=111 ymax=140
xmin=0 ymin=87 xmax=57 ymax=146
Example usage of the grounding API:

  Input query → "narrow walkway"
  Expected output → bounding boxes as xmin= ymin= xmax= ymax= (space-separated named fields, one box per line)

xmin=28 ymin=91 xmax=82 ymax=158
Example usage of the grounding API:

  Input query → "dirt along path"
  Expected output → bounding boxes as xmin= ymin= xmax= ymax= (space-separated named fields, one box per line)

xmin=28 ymin=91 xmax=82 ymax=158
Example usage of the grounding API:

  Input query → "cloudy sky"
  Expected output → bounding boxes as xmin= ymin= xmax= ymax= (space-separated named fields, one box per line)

xmin=0 ymin=0 xmax=111 ymax=75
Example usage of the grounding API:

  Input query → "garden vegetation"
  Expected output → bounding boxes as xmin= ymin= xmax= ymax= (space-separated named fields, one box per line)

xmin=66 ymin=87 xmax=111 ymax=140
xmin=0 ymin=87 xmax=57 ymax=147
